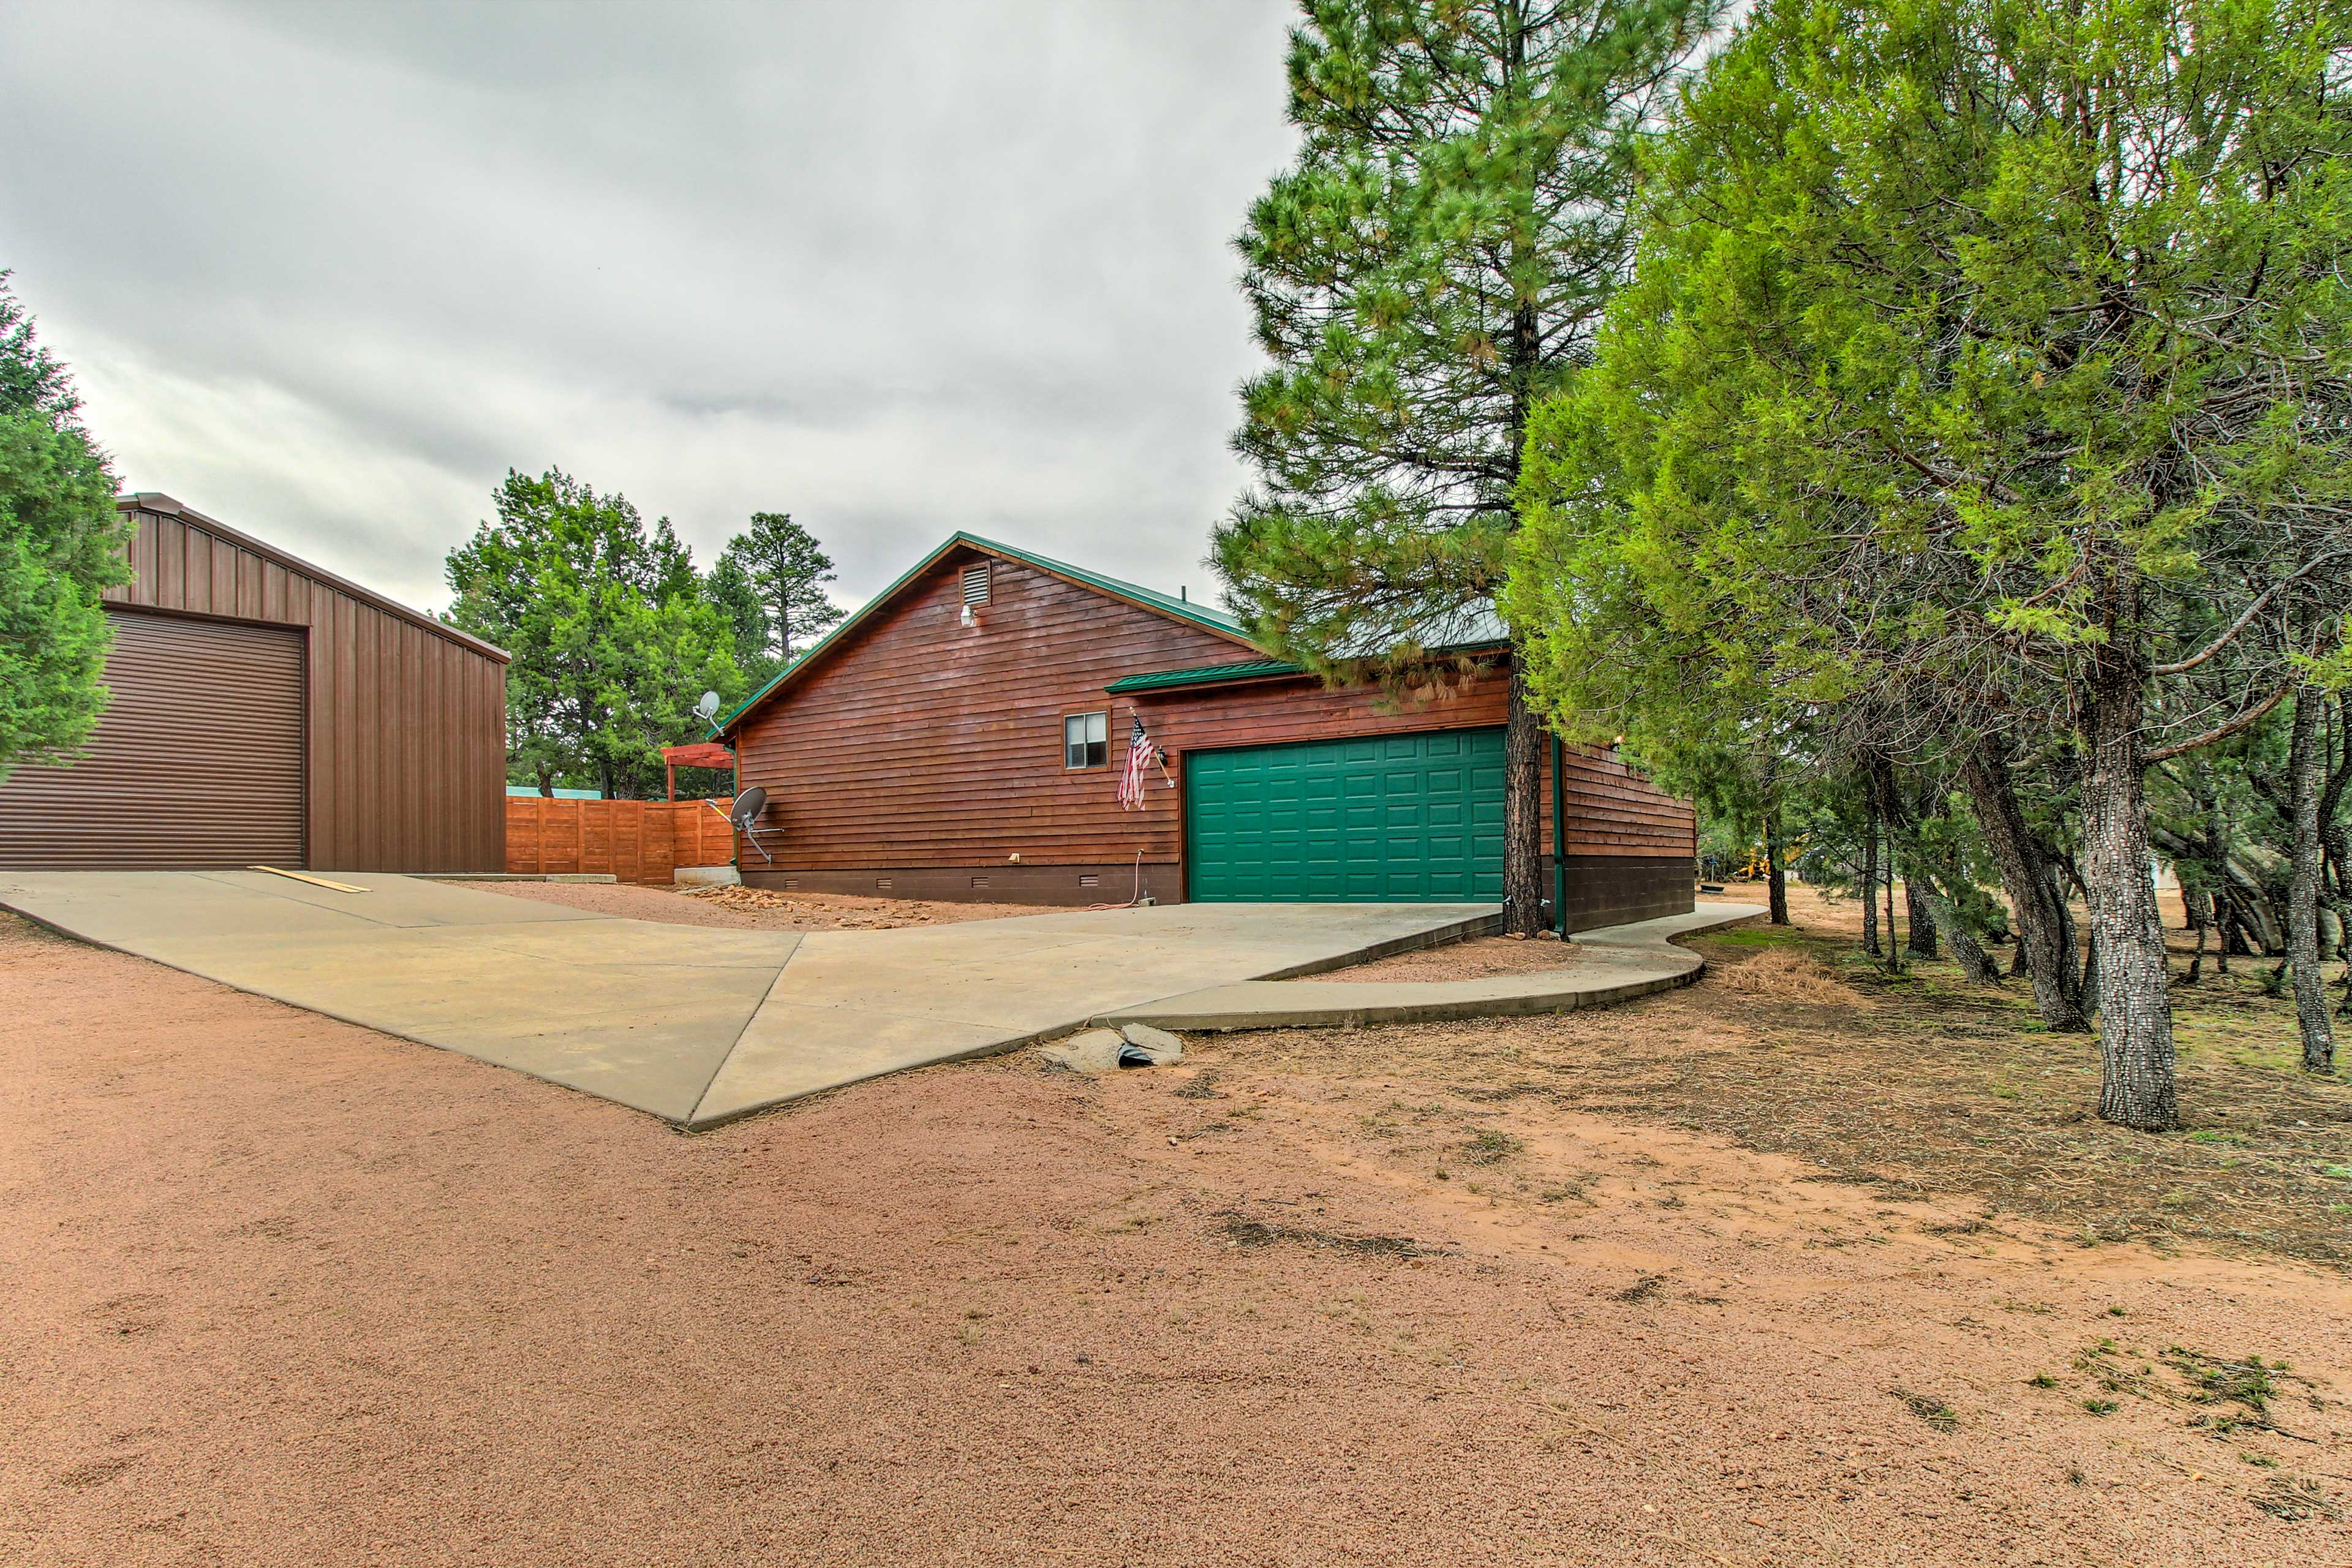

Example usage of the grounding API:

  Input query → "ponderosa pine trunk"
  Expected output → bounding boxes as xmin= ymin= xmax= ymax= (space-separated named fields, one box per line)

xmin=1905 ymin=878 xmax=1938 ymax=957
xmin=1502 ymin=663 xmax=1545 ymax=936
xmin=1757 ymin=749 xmax=1789 ymax=924
xmin=1882 ymin=830 xmax=1902 ymax=973
xmin=2286 ymin=685 xmax=2334 ymax=1072
xmin=1961 ymin=744 xmax=2089 ymax=1031
xmin=1920 ymin=883 xmax=2000 ymax=983
xmin=1860 ymin=799 xmax=1880 ymax=959
xmin=2077 ymin=649 xmax=2179 ymax=1132
xmin=2320 ymin=695 xmax=2352 ymax=1019
xmin=2184 ymin=886 xmax=2207 ymax=984
xmin=2198 ymin=768 xmax=2233 ymax=977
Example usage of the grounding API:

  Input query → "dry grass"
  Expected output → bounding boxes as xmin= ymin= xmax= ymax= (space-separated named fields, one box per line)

xmin=1250 ymin=884 xmax=2352 ymax=1271
xmin=1708 ymin=943 xmax=1856 ymax=1006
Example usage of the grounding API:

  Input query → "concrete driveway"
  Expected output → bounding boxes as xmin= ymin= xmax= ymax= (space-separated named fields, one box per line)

xmin=0 ymin=871 xmax=1491 ymax=1128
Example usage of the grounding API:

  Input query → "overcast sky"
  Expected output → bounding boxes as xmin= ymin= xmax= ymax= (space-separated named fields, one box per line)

xmin=0 ymin=0 xmax=1299 ymax=616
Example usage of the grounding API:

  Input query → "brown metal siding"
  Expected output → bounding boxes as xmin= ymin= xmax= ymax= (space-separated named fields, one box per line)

xmin=80 ymin=498 xmax=511 ymax=873
xmin=0 ymin=610 xmax=306 ymax=869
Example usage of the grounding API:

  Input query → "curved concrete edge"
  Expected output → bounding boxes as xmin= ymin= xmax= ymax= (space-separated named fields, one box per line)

xmin=1096 ymin=902 xmax=1758 ymax=1033
xmin=1250 ymin=908 xmax=1502 ymax=979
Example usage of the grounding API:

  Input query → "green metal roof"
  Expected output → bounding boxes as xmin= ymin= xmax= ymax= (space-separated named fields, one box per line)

xmin=712 ymin=531 xmax=1257 ymax=736
xmin=1104 ymin=658 xmax=1306 ymax=694
xmin=990 ymin=537 xmax=1246 ymax=639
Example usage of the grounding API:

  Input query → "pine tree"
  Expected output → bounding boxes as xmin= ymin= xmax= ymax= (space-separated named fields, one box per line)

xmin=703 ymin=550 xmax=778 ymax=691
xmin=0 ymin=271 xmax=130 ymax=781
xmin=722 ymin=511 xmax=843 ymax=669
xmin=1215 ymin=0 xmax=1722 ymax=933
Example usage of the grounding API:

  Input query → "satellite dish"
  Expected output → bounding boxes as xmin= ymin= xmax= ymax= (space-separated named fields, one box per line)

xmin=727 ymin=786 xmax=774 ymax=863
xmin=695 ymin=690 xmax=721 ymax=722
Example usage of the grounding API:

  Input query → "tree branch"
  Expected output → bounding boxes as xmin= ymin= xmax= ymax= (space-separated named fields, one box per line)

xmin=2150 ymin=549 xmax=2348 ymax=676
xmin=2143 ymin=679 xmax=2296 ymax=763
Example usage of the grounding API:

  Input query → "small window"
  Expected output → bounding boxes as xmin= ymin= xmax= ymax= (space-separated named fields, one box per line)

xmin=1064 ymin=711 xmax=1108 ymax=769
xmin=962 ymin=562 xmax=990 ymax=606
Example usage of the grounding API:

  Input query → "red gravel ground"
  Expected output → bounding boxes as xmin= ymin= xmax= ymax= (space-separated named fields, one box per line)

xmin=3 ymin=907 xmax=2348 ymax=1567
xmin=471 ymin=878 xmax=1048 ymax=930
xmin=1304 ymin=931 xmax=1592 ymax=980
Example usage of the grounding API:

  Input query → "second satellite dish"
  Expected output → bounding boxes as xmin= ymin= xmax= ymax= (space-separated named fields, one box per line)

xmin=728 ymin=786 xmax=774 ymax=863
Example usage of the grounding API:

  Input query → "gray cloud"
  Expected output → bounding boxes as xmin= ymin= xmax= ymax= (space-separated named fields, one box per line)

xmin=0 ymin=0 xmax=1297 ymax=612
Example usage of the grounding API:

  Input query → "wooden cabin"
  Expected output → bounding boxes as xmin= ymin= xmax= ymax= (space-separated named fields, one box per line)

xmin=712 ymin=533 xmax=1694 ymax=930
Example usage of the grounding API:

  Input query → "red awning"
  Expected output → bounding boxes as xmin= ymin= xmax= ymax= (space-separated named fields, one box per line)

xmin=661 ymin=742 xmax=736 ymax=770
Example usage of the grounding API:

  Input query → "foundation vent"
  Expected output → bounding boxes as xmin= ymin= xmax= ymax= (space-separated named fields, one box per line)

xmin=970 ymin=876 xmax=990 ymax=889
xmin=784 ymin=877 xmax=801 ymax=890
xmin=875 ymin=877 xmax=893 ymax=891
xmin=1078 ymin=874 xmax=1099 ymax=888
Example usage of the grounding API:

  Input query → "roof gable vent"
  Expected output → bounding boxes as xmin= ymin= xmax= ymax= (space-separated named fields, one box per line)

xmin=961 ymin=562 xmax=990 ymax=606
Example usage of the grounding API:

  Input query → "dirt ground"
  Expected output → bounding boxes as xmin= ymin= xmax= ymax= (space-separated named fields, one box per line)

xmin=1304 ymin=930 xmax=1591 ymax=980
xmin=475 ymin=878 xmax=1049 ymax=930
xmin=4 ymin=888 xmax=2350 ymax=1567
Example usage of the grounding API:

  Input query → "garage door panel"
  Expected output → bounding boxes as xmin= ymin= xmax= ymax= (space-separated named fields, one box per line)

xmin=1186 ymin=728 xmax=1502 ymax=904
xmin=0 ymin=611 xmax=306 ymax=870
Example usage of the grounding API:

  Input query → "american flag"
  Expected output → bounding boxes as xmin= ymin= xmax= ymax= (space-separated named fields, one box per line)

xmin=1117 ymin=712 xmax=1161 ymax=810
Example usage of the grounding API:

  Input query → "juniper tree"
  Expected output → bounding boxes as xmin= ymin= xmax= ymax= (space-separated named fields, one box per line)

xmin=1215 ymin=0 xmax=1721 ymax=934
xmin=445 ymin=469 xmax=741 ymax=799
xmin=1509 ymin=0 xmax=2352 ymax=1127
xmin=0 ymin=272 xmax=129 ymax=780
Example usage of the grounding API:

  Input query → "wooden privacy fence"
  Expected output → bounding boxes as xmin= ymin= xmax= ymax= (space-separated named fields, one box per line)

xmin=506 ymin=797 xmax=737 ymax=885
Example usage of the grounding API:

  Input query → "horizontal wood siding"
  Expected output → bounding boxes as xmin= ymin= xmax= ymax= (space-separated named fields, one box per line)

xmin=729 ymin=544 xmax=1694 ymax=888
xmin=1553 ymin=742 xmax=1698 ymax=859
xmin=730 ymin=551 xmax=1248 ymax=869
xmin=99 ymin=502 xmax=508 ymax=873
xmin=505 ymin=797 xmax=736 ymax=883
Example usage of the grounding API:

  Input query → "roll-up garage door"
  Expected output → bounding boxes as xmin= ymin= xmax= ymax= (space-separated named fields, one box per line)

xmin=0 ymin=610 xmax=307 ymax=869
xmin=1184 ymin=728 xmax=1504 ymax=902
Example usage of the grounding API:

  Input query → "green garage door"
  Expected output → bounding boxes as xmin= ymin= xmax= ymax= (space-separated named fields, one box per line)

xmin=1185 ymin=728 xmax=1504 ymax=902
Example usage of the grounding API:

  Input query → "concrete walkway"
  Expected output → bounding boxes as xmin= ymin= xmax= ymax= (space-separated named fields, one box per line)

xmin=0 ymin=871 xmax=1491 ymax=1128
xmin=1100 ymin=902 xmax=1758 ymax=1031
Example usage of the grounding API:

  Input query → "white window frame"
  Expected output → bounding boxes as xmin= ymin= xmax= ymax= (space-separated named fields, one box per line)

xmin=1064 ymin=710 xmax=1109 ymax=770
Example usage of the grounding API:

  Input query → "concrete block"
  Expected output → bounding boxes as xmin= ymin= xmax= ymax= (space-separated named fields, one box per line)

xmin=676 ymin=865 xmax=742 ymax=888
xmin=1116 ymin=1022 xmax=1184 ymax=1065
xmin=1038 ymin=1028 xmax=1129 ymax=1073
